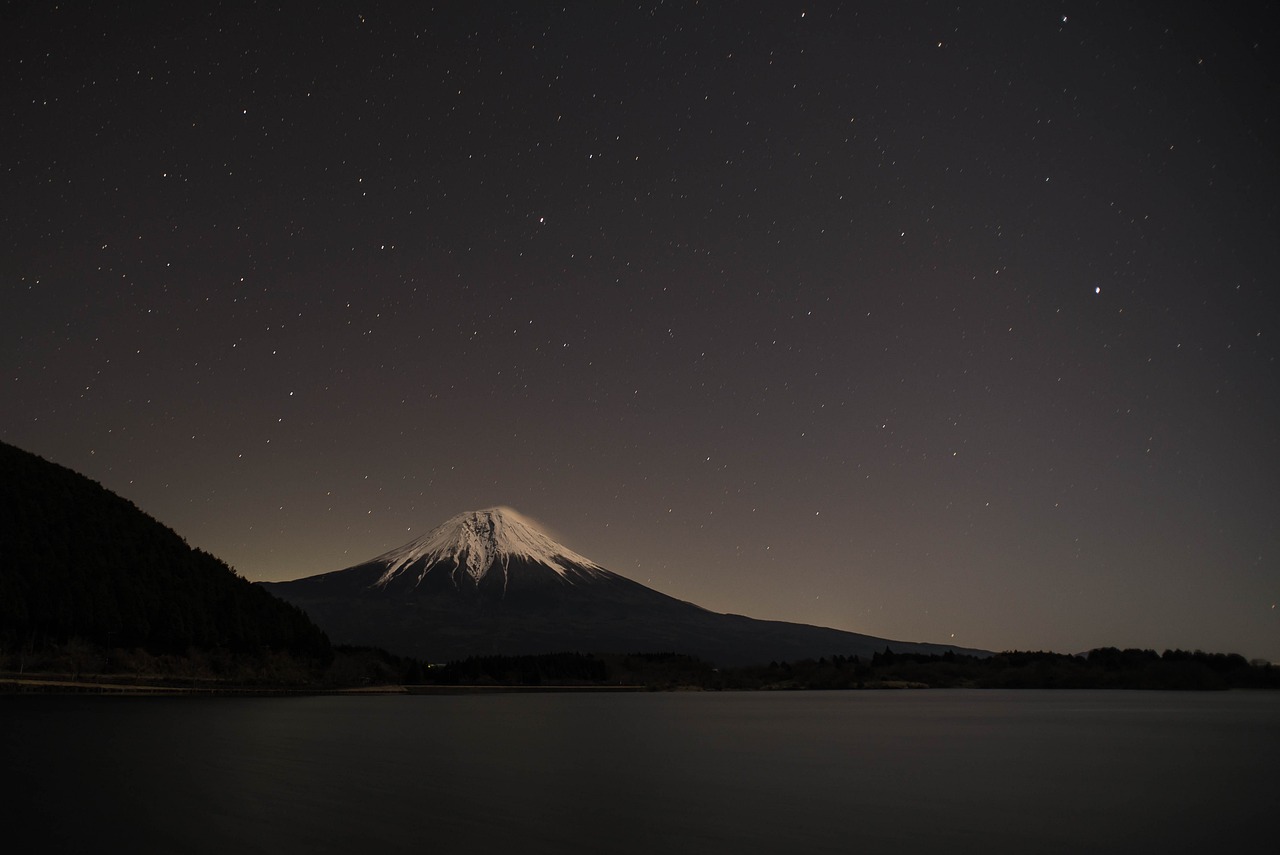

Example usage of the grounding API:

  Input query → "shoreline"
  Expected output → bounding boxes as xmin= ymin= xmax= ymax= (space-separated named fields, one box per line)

xmin=0 ymin=675 xmax=649 ymax=696
xmin=4 ymin=669 xmax=1272 ymax=696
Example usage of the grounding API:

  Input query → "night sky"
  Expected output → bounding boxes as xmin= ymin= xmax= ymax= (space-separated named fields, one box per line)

xmin=4 ymin=2 xmax=1277 ymax=661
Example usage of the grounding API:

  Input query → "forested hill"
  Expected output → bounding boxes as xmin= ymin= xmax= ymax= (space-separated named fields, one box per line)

xmin=0 ymin=441 xmax=330 ymax=659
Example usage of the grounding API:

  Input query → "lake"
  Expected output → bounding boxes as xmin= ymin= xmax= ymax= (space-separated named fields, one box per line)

xmin=3 ymin=690 xmax=1276 ymax=853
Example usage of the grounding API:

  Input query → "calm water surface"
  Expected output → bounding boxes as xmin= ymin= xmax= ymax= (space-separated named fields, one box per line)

xmin=3 ymin=690 xmax=1276 ymax=853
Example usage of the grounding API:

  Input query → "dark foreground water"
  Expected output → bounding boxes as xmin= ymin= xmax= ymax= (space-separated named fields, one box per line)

xmin=3 ymin=690 xmax=1276 ymax=854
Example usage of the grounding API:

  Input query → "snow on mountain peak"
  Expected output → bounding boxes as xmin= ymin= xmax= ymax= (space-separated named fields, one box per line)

xmin=370 ymin=507 xmax=605 ymax=587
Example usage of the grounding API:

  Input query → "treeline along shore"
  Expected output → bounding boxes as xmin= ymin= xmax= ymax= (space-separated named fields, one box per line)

xmin=4 ymin=645 xmax=1277 ymax=694
xmin=416 ymin=647 xmax=1280 ymax=691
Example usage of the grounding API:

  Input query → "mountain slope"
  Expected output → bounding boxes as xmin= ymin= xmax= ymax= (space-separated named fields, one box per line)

xmin=0 ymin=441 xmax=330 ymax=659
xmin=263 ymin=507 xmax=984 ymax=666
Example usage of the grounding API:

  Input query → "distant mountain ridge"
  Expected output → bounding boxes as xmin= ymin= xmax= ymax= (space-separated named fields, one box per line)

xmin=0 ymin=441 xmax=330 ymax=659
xmin=263 ymin=506 xmax=986 ymax=666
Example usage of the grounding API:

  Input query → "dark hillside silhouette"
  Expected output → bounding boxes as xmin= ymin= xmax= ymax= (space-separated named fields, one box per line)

xmin=0 ymin=441 xmax=330 ymax=661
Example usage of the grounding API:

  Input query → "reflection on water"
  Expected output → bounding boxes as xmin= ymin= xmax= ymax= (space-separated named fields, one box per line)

xmin=3 ymin=690 xmax=1277 ymax=854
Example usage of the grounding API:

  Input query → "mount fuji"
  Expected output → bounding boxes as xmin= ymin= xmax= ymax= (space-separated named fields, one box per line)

xmin=261 ymin=507 xmax=984 ymax=666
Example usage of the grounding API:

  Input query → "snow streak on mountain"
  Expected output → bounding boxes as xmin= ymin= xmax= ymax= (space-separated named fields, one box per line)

xmin=370 ymin=507 xmax=607 ymax=589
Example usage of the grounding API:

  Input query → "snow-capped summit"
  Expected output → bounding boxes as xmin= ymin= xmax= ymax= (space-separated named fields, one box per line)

xmin=370 ymin=506 xmax=606 ymax=589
